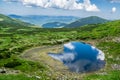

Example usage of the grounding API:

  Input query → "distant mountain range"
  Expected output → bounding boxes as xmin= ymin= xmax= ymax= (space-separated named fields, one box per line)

xmin=8 ymin=14 xmax=79 ymax=27
xmin=64 ymin=16 xmax=109 ymax=28
xmin=0 ymin=14 xmax=35 ymax=28
xmin=42 ymin=22 xmax=67 ymax=28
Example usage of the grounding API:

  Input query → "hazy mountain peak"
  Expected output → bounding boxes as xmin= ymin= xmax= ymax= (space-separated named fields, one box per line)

xmin=64 ymin=16 xmax=109 ymax=28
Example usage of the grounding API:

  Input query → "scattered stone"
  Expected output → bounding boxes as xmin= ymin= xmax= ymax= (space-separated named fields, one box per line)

xmin=113 ymin=37 xmax=120 ymax=43
xmin=96 ymin=72 xmax=107 ymax=75
xmin=1 ymin=70 xmax=6 ymax=73
xmin=111 ymin=64 xmax=120 ymax=70
xmin=0 ymin=68 xmax=6 ymax=74
xmin=108 ymin=55 xmax=113 ymax=59
xmin=35 ymin=76 xmax=41 ymax=79
xmin=116 ymin=57 xmax=120 ymax=61
xmin=0 ymin=68 xmax=20 ymax=74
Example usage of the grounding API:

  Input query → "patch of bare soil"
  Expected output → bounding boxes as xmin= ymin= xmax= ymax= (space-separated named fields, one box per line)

xmin=21 ymin=45 xmax=85 ymax=79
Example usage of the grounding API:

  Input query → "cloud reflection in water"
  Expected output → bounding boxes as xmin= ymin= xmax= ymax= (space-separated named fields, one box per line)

xmin=48 ymin=42 xmax=105 ymax=73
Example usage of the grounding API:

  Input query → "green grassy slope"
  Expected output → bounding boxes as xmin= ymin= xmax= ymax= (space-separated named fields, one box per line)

xmin=64 ymin=16 xmax=109 ymax=28
xmin=0 ymin=14 xmax=120 ymax=79
xmin=0 ymin=14 xmax=37 ymax=28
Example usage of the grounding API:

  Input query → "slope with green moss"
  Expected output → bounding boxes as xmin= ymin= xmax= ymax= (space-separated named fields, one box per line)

xmin=0 ymin=14 xmax=120 ymax=79
xmin=64 ymin=16 xmax=109 ymax=28
xmin=0 ymin=14 xmax=36 ymax=28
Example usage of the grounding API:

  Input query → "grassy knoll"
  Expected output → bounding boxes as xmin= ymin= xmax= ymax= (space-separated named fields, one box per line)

xmin=0 ymin=14 xmax=120 ymax=79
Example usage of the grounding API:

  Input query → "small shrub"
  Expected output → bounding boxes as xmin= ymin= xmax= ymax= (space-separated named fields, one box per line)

xmin=4 ymin=59 xmax=22 ymax=68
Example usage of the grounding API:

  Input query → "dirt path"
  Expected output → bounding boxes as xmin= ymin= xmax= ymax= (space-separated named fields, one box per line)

xmin=21 ymin=45 xmax=65 ymax=70
xmin=20 ymin=45 xmax=84 ymax=79
xmin=20 ymin=41 xmax=99 ymax=79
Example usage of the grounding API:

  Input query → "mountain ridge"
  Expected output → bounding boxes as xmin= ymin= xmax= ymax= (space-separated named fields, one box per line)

xmin=0 ymin=14 xmax=36 ymax=28
xmin=64 ymin=16 xmax=109 ymax=28
xmin=8 ymin=14 xmax=79 ymax=26
xmin=42 ymin=22 xmax=67 ymax=28
xmin=0 ymin=14 xmax=120 ymax=80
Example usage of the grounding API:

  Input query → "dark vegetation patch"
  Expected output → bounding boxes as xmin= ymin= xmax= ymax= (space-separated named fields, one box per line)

xmin=0 ymin=14 xmax=120 ymax=79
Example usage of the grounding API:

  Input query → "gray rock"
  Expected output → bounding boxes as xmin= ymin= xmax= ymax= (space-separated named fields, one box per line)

xmin=0 ymin=68 xmax=6 ymax=73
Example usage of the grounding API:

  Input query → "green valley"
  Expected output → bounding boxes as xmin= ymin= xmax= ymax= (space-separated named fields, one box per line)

xmin=0 ymin=14 xmax=120 ymax=80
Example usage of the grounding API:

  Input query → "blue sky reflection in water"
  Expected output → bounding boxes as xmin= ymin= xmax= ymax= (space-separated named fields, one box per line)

xmin=48 ymin=42 xmax=105 ymax=73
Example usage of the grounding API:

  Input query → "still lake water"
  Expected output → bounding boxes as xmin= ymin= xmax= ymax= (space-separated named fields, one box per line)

xmin=48 ymin=42 xmax=105 ymax=73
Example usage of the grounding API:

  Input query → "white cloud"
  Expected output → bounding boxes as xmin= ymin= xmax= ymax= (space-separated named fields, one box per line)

xmin=111 ymin=7 xmax=116 ymax=13
xmin=83 ymin=0 xmax=99 ymax=11
xmin=4 ymin=0 xmax=100 ymax=12
xmin=97 ymin=49 xmax=105 ymax=60
xmin=91 ymin=46 xmax=105 ymax=60
xmin=109 ymin=0 xmax=120 ymax=3
xmin=48 ymin=42 xmax=105 ymax=73
xmin=48 ymin=53 xmax=75 ymax=62
xmin=3 ymin=0 xmax=20 ymax=2
xmin=64 ymin=42 xmax=75 ymax=50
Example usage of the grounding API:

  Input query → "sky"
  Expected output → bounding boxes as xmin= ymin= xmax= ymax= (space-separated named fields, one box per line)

xmin=0 ymin=0 xmax=120 ymax=20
